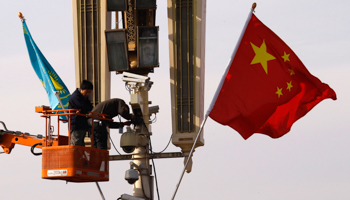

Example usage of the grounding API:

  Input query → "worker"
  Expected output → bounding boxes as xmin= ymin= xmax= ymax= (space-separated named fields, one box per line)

xmin=88 ymin=98 xmax=132 ymax=150
xmin=68 ymin=80 xmax=93 ymax=146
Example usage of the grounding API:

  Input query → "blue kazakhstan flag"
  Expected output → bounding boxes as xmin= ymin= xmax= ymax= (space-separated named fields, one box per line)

xmin=20 ymin=14 xmax=70 ymax=117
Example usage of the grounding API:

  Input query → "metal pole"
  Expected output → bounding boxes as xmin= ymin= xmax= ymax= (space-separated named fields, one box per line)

xmin=171 ymin=114 xmax=209 ymax=200
xmin=55 ymin=91 xmax=69 ymax=120
xmin=95 ymin=182 xmax=106 ymax=200
xmin=55 ymin=91 xmax=66 ymax=109
xmin=133 ymin=88 xmax=152 ymax=199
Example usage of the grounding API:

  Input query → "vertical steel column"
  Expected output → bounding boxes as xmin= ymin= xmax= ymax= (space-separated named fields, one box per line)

xmin=132 ymin=88 xmax=152 ymax=199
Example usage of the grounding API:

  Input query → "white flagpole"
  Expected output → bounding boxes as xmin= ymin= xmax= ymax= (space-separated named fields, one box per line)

xmin=172 ymin=4 xmax=258 ymax=199
xmin=55 ymin=91 xmax=68 ymax=118
xmin=55 ymin=91 xmax=65 ymax=110
xmin=206 ymin=5 xmax=256 ymax=115
xmin=171 ymin=114 xmax=209 ymax=200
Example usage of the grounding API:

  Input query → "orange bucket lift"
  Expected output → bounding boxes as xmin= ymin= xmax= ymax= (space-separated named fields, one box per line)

xmin=37 ymin=106 xmax=112 ymax=182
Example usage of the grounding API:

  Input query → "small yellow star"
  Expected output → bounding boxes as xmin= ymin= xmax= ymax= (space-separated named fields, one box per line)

xmin=281 ymin=52 xmax=290 ymax=62
xmin=288 ymin=69 xmax=295 ymax=76
xmin=250 ymin=40 xmax=276 ymax=74
xmin=276 ymin=87 xmax=283 ymax=98
xmin=286 ymin=81 xmax=293 ymax=92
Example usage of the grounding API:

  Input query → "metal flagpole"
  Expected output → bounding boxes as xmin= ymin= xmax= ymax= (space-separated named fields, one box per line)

xmin=171 ymin=114 xmax=209 ymax=200
xmin=55 ymin=91 xmax=68 ymax=119
xmin=55 ymin=92 xmax=66 ymax=110
xmin=171 ymin=4 xmax=257 ymax=199
xmin=207 ymin=3 xmax=255 ymax=114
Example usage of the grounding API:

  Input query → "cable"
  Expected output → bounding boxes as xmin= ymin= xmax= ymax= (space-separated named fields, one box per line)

xmin=150 ymin=114 xmax=157 ymax=123
xmin=152 ymin=133 xmax=173 ymax=154
xmin=142 ymin=121 xmax=160 ymax=200
xmin=31 ymin=143 xmax=42 ymax=156
xmin=107 ymin=115 xmax=125 ymax=155
xmin=0 ymin=121 xmax=8 ymax=131
xmin=139 ymin=113 xmax=172 ymax=153
xmin=109 ymin=131 xmax=122 ymax=155
xmin=125 ymin=82 xmax=132 ymax=93
xmin=149 ymin=137 xmax=160 ymax=200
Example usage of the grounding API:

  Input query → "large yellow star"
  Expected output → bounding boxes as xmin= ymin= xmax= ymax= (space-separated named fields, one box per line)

xmin=281 ymin=52 xmax=290 ymax=62
xmin=250 ymin=40 xmax=276 ymax=74
xmin=286 ymin=81 xmax=293 ymax=92
xmin=276 ymin=87 xmax=283 ymax=98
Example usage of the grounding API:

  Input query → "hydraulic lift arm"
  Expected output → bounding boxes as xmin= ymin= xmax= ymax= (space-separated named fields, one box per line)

xmin=0 ymin=121 xmax=45 ymax=154
xmin=0 ymin=121 xmax=66 ymax=154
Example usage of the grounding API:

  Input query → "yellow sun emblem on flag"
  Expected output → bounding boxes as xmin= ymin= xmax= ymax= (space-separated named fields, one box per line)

xmin=48 ymin=71 xmax=67 ymax=94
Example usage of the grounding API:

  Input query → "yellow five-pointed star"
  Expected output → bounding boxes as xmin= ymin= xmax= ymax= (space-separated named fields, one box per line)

xmin=286 ymin=81 xmax=293 ymax=91
xmin=276 ymin=87 xmax=283 ymax=98
xmin=250 ymin=40 xmax=276 ymax=74
xmin=281 ymin=52 xmax=290 ymax=62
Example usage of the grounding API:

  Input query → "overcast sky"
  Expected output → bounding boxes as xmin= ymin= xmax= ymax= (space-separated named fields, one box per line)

xmin=0 ymin=1 xmax=349 ymax=200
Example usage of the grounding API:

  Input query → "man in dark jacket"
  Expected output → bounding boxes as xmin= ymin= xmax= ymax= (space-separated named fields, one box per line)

xmin=68 ymin=80 xmax=93 ymax=146
xmin=88 ymin=98 xmax=132 ymax=150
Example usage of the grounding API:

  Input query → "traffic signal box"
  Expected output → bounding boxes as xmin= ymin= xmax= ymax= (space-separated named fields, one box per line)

xmin=106 ymin=0 xmax=159 ymax=75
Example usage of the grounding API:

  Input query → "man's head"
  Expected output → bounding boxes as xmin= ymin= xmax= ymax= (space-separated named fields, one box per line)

xmin=119 ymin=101 xmax=132 ymax=120
xmin=80 ymin=80 xmax=93 ymax=98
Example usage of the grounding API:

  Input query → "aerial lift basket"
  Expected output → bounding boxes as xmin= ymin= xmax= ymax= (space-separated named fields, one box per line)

xmin=38 ymin=108 xmax=111 ymax=182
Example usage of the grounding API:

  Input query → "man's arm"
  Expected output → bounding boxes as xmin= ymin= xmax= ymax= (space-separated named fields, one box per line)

xmin=108 ymin=122 xmax=123 ymax=129
xmin=82 ymin=98 xmax=93 ymax=113
xmin=70 ymin=95 xmax=92 ymax=114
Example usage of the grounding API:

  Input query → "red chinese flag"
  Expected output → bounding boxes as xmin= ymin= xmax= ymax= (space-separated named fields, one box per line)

xmin=208 ymin=13 xmax=337 ymax=139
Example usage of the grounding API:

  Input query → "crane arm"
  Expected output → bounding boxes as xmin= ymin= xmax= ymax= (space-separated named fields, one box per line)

xmin=0 ymin=127 xmax=47 ymax=154
xmin=0 ymin=120 xmax=68 ymax=154
xmin=0 ymin=130 xmax=45 ymax=154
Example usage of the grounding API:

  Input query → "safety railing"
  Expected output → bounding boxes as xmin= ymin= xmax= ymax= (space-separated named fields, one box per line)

xmin=37 ymin=108 xmax=112 ymax=148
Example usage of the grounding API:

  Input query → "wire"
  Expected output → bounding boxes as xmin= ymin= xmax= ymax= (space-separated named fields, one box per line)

xmin=31 ymin=143 xmax=42 ymax=156
xmin=140 ymin=113 xmax=172 ymax=153
xmin=149 ymin=137 xmax=160 ymax=200
xmin=109 ymin=131 xmax=121 ymax=155
xmin=142 ymin=121 xmax=160 ymax=200
xmin=125 ymin=82 xmax=132 ymax=93
xmin=150 ymin=114 xmax=157 ymax=123
xmin=108 ymin=115 xmax=125 ymax=155
xmin=152 ymin=133 xmax=173 ymax=154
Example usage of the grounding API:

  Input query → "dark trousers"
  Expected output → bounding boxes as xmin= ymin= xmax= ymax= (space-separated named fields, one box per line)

xmin=88 ymin=118 xmax=108 ymax=150
xmin=70 ymin=129 xmax=86 ymax=146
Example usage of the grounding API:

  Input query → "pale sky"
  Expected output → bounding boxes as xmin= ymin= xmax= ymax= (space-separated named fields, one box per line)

xmin=0 ymin=1 xmax=349 ymax=200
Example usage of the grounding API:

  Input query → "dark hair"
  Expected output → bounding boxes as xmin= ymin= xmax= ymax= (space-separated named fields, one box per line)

xmin=121 ymin=104 xmax=132 ymax=120
xmin=80 ymin=80 xmax=93 ymax=90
